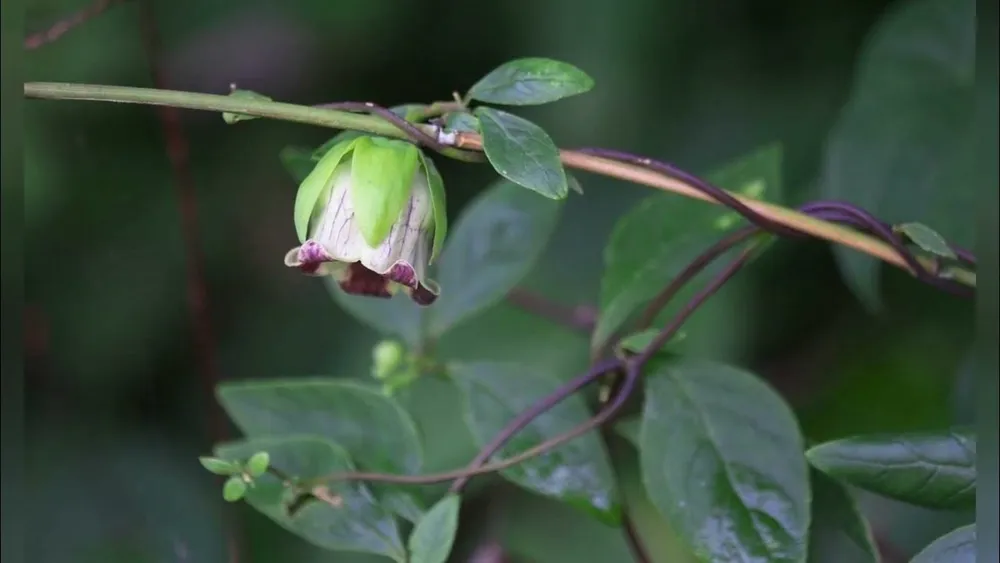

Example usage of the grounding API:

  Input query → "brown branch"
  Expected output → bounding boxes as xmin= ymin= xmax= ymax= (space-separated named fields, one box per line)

xmin=25 ymin=0 xmax=133 ymax=50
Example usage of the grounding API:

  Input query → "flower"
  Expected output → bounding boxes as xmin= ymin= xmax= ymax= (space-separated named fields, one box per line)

xmin=283 ymin=135 xmax=447 ymax=306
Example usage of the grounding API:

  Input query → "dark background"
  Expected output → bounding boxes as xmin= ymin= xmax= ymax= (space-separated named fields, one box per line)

xmin=22 ymin=0 xmax=981 ymax=561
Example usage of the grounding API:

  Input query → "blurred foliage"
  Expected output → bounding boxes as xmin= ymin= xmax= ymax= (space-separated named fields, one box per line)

xmin=21 ymin=0 xmax=988 ymax=560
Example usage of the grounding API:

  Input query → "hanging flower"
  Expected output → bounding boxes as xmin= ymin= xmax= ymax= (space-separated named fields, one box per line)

xmin=284 ymin=135 xmax=448 ymax=306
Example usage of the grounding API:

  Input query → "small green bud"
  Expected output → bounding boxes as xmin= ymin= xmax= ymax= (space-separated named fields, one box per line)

xmin=372 ymin=340 xmax=406 ymax=381
xmin=222 ymin=476 xmax=248 ymax=502
xmin=245 ymin=451 xmax=271 ymax=478
xmin=199 ymin=456 xmax=241 ymax=476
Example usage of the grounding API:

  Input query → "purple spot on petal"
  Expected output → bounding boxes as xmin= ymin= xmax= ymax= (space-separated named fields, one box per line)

xmin=297 ymin=241 xmax=332 ymax=274
xmin=340 ymin=262 xmax=392 ymax=299
xmin=387 ymin=262 xmax=418 ymax=288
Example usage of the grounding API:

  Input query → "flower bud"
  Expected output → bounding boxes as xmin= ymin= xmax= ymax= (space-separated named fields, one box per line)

xmin=284 ymin=136 xmax=447 ymax=306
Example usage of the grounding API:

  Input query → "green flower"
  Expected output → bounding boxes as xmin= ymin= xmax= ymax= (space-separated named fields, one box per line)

xmin=284 ymin=135 xmax=447 ymax=305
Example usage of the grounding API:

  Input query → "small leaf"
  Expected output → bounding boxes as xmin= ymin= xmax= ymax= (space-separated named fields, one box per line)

xmin=279 ymin=146 xmax=319 ymax=184
xmin=911 ymin=524 xmax=975 ymax=563
xmin=567 ymin=174 xmax=584 ymax=195
xmin=615 ymin=328 xmax=686 ymax=358
xmin=894 ymin=222 xmax=958 ymax=260
xmin=475 ymin=107 xmax=568 ymax=199
xmin=450 ymin=361 xmax=620 ymax=524
xmin=217 ymin=379 xmax=426 ymax=524
xmin=443 ymin=112 xmax=479 ymax=133
xmin=222 ymin=88 xmax=272 ymax=124
xmin=429 ymin=179 xmax=563 ymax=336
xmin=199 ymin=456 xmax=241 ymax=476
xmin=349 ymin=136 xmax=421 ymax=247
xmin=419 ymin=152 xmax=448 ymax=263
xmin=467 ymin=57 xmax=595 ymax=106
xmin=593 ymin=144 xmax=782 ymax=350
xmin=245 ymin=451 xmax=271 ymax=477
xmin=215 ymin=436 xmax=406 ymax=561
xmin=639 ymin=358 xmax=809 ymax=562
xmin=407 ymin=494 xmax=461 ymax=563
xmin=807 ymin=469 xmax=880 ymax=563
xmin=294 ymin=137 xmax=359 ymax=242
xmin=805 ymin=430 xmax=975 ymax=510
xmin=222 ymin=476 xmax=248 ymax=502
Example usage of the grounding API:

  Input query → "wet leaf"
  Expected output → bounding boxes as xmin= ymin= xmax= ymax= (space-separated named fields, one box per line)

xmin=450 ymin=361 xmax=621 ymax=524
xmin=408 ymin=494 xmax=461 ymax=563
xmin=215 ymin=436 xmax=406 ymax=561
xmin=468 ymin=57 xmax=595 ymax=106
xmin=475 ymin=107 xmax=568 ymax=199
xmin=639 ymin=358 xmax=809 ymax=562
xmin=429 ymin=179 xmax=563 ymax=336
xmin=805 ymin=430 xmax=975 ymax=510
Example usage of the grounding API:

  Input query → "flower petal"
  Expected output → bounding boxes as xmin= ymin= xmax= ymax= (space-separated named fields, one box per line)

xmin=339 ymin=262 xmax=393 ymax=298
xmin=284 ymin=241 xmax=345 ymax=277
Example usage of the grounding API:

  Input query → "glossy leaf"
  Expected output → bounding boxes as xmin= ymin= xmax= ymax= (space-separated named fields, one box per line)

xmin=467 ymin=57 xmax=595 ymax=106
xmin=407 ymin=494 xmax=461 ymax=563
xmin=639 ymin=359 xmax=809 ymax=562
xmin=419 ymin=152 xmax=448 ymax=262
xmin=429 ymin=179 xmax=563 ymax=336
xmin=349 ymin=136 xmax=421 ymax=247
xmin=593 ymin=144 xmax=783 ymax=350
xmin=216 ymin=379 xmax=426 ymax=522
xmin=819 ymin=0 xmax=975 ymax=308
xmin=222 ymin=88 xmax=272 ymax=124
xmin=807 ymin=469 xmax=879 ymax=563
xmin=475 ymin=107 xmax=569 ymax=199
xmin=215 ymin=436 xmax=406 ymax=561
xmin=911 ymin=524 xmax=975 ymax=563
xmin=450 ymin=361 xmax=620 ymax=523
xmin=895 ymin=222 xmax=957 ymax=260
xmin=805 ymin=430 xmax=975 ymax=510
xmin=294 ymin=137 xmax=359 ymax=242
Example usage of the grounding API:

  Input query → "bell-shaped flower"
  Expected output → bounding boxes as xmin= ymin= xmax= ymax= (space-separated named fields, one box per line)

xmin=284 ymin=135 xmax=448 ymax=306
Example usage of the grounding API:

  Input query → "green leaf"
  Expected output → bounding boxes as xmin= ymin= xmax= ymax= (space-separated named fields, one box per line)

xmin=222 ymin=476 xmax=248 ymax=501
xmin=222 ymin=88 xmax=272 ymax=124
xmin=805 ymin=430 xmax=975 ymax=510
xmin=407 ymin=494 xmax=461 ymax=563
xmin=819 ymin=0 xmax=975 ymax=309
xmin=475 ymin=107 xmax=569 ymax=199
xmin=216 ymin=379 xmax=426 ymax=523
xmin=614 ymin=417 xmax=641 ymax=446
xmin=246 ymin=451 xmax=271 ymax=477
xmin=294 ymin=137 xmax=359 ymax=242
xmin=311 ymin=104 xmax=425 ymax=161
xmin=895 ymin=222 xmax=958 ymax=260
xmin=443 ymin=112 xmax=480 ymax=132
xmin=429 ymin=179 xmax=563 ymax=336
xmin=467 ymin=57 xmax=595 ymax=106
xmin=807 ymin=469 xmax=879 ymax=563
xmin=215 ymin=436 xmax=406 ymax=561
xmin=419 ymin=152 xmax=448 ymax=263
xmin=349 ymin=136 xmax=421 ymax=247
xmin=593 ymin=143 xmax=783 ymax=351
xmin=639 ymin=359 xmax=809 ymax=562
xmin=326 ymin=278 xmax=426 ymax=347
xmin=615 ymin=328 xmax=687 ymax=358
xmin=450 ymin=361 xmax=620 ymax=524
xmin=279 ymin=146 xmax=318 ymax=184
xmin=911 ymin=524 xmax=975 ymax=563
xmin=199 ymin=456 xmax=241 ymax=475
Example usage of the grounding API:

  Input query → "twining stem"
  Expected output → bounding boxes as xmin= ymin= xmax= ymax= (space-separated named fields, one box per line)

xmin=22 ymin=81 xmax=977 ymax=289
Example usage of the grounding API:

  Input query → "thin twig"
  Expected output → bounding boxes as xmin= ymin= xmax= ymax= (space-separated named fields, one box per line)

xmin=25 ymin=0 xmax=133 ymax=50
xmin=621 ymin=514 xmax=653 ymax=563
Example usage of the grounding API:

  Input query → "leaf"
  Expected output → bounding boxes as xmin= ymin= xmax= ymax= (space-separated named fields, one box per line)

xmin=614 ymin=417 xmax=641 ymax=446
xmin=420 ymin=152 xmax=448 ymax=263
xmin=807 ymin=469 xmax=880 ymax=563
xmin=615 ymin=328 xmax=687 ymax=357
xmin=326 ymin=278 xmax=426 ymax=347
xmin=429 ymin=179 xmax=563 ymax=336
xmin=894 ymin=222 xmax=958 ymax=260
xmin=819 ymin=0 xmax=975 ymax=309
xmin=349 ymin=136 xmax=421 ymax=247
xmin=911 ymin=524 xmax=975 ymax=563
xmin=222 ymin=88 xmax=272 ymax=124
xmin=215 ymin=436 xmax=406 ymax=561
xmin=639 ymin=359 xmax=810 ymax=562
xmin=279 ymin=146 xmax=319 ymax=184
xmin=216 ymin=379 xmax=427 ymax=523
xmin=805 ymin=430 xmax=975 ymax=510
xmin=294 ymin=136 xmax=360 ymax=242
xmin=467 ymin=57 xmax=595 ymax=106
xmin=475 ymin=107 xmax=569 ymax=199
xmin=593 ymin=144 xmax=783 ymax=350
xmin=450 ymin=361 xmax=620 ymax=524
xmin=407 ymin=494 xmax=461 ymax=563
xmin=199 ymin=456 xmax=241 ymax=475
xmin=443 ymin=112 xmax=480 ymax=133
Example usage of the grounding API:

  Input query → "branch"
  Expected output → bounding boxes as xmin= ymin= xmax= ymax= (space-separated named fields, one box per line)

xmin=25 ymin=0 xmax=133 ymax=50
xmin=21 ymin=81 xmax=977 ymax=290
